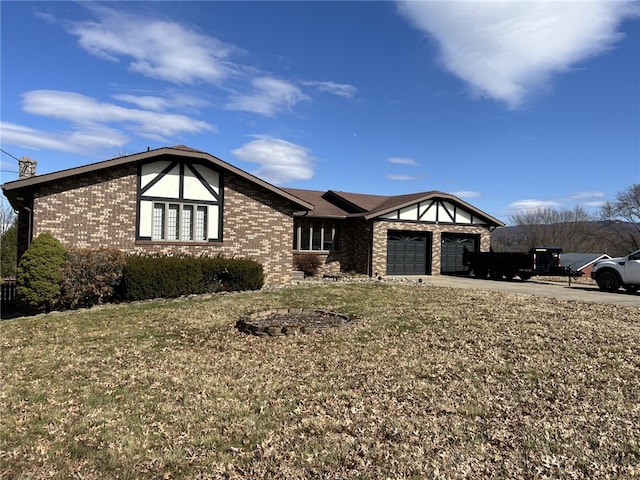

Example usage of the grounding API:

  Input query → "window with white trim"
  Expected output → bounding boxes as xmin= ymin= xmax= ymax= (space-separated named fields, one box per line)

xmin=294 ymin=220 xmax=338 ymax=251
xmin=137 ymin=160 xmax=221 ymax=242
xmin=152 ymin=202 xmax=207 ymax=241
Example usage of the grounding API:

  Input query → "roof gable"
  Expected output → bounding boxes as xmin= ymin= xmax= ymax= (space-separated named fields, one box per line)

xmin=372 ymin=193 xmax=502 ymax=226
xmin=2 ymin=146 xmax=314 ymax=211
xmin=283 ymin=187 xmax=504 ymax=227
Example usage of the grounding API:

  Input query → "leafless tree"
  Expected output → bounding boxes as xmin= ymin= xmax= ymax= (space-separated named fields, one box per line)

xmin=599 ymin=184 xmax=640 ymax=254
xmin=506 ymin=206 xmax=597 ymax=252
xmin=1 ymin=200 xmax=16 ymax=236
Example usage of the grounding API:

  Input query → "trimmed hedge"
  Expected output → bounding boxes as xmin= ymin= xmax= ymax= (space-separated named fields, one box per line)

xmin=14 ymin=244 xmax=264 ymax=313
xmin=121 ymin=254 xmax=264 ymax=301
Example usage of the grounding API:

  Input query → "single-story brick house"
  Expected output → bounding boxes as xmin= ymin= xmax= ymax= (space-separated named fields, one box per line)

xmin=2 ymin=146 xmax=504 ymax=284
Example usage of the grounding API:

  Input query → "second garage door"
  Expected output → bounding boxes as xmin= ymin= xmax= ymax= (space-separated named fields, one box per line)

xmin=441 ymin=234 xmax=479 ymax=275
xmin=387 ymin=231 xmax=432 ymax=275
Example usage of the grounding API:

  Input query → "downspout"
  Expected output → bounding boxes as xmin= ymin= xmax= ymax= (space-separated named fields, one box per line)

xmin=23 ymin=206 xmax=32 ymax=248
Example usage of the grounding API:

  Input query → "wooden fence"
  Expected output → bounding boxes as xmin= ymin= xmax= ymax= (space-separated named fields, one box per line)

xmin=1 ymin=279 xmax=16 ymax=313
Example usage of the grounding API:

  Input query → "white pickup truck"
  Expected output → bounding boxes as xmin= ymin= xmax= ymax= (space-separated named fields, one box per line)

xmin=591 ymin=249 xmax=640 ymax=293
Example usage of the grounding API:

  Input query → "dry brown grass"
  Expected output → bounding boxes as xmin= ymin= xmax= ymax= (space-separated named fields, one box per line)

xmin=1 ymin=282 xmax=638 ymax=479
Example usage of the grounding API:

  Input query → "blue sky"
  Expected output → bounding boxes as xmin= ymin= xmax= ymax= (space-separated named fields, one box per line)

xmin=1 ymin=1 xmax=639 ymax=223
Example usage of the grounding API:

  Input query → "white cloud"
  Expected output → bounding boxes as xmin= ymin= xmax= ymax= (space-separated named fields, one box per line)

xmin=54 ymin=5 xmax=355 ymax=120
xmin=22 ymin=90 xmax=215 ymax=141
xmin=302 ymin=81 xmax=358 ymax=98
xmin=452 ymin=190 xmax=482 ymax=199
xmin=63 ymin=5 xmax=355 ymax=116
xmin=0 ymin=121 xmax=129 ymax=155
xmin=386 ymin=174 xmax=423 ymax=181
xmin=569 ymin=191 xmax=606 ymax=201
xmin=507 ymin=198 xmax=564 ymax=212
xmin=397 ymin=0 xmax=639 ymax=108
xmin=231 ymin=136 xmax=315 ymax=184
xmin=112 ymin=93 xmax=208 ymax=112
xmin=67 ymin=5 xmax=237 ymax=84
xmin=225 ymin=77 xmax=311 ymax=117
xmin=388 ymin=156 xmax=420 ymax=166
xmin=506 ymin=190 xmax=607 ymax=214
xmin=112 ymin=94 xmax=172 ymax=112
xmin=567 ymin=191 xmax=607 ymax=208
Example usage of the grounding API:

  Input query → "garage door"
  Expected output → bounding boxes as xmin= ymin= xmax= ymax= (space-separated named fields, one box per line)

xmin=441 ymin=234 xmax=479 ymax=275
xmin=387 ymin=231 xmax=432 ymax=275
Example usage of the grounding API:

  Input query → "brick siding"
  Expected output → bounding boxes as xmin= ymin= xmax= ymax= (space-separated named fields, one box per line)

xmin=29 ymin=164 xmax=297 ymax=285
xmin=371 ymin=220 xmax=491 ymax=277
xmin=33 ymin=165 xmax=139 ymax=250
xmin=291 ymin=218 xmax=491 ymax=278
xmin=291 ymin=218 xmax=373 ymax=277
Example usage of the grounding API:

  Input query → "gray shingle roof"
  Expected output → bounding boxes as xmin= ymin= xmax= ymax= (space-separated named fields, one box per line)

xmin=560 ymin=253 xmax=611 ymax=270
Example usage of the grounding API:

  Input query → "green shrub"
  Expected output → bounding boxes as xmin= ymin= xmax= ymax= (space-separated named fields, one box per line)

xmin=16 ymin=233 xmax=66 ymax=314
xmin=60 ymin=248 xmax=126 ymax=309
xmin=1 ymin=221 xmax=18 ymax=278
xmin=202 ymin=257 xmax=264 ymax=291
xmin=121 ymin=254 xmax=263 ymax=302
xmin=121 ymin=254 xmax=203 ymax=301
xmin=294 ymin=253 xmax=322 ymax=277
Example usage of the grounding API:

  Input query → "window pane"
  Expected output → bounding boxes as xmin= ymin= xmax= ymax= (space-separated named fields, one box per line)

xmin=323 ymin=224 xmax=335 ymax=250
xmin=152 ymin=204 xmax=165 ymax=240
xmin=301 ymin=222 xmax=311 ymax=250
xmin=182 ymin=205 xmax=193 ymax=240
xmin=312 ymin=224 xmax=322 ymax=250
xmin=167 ymin=204 xmax=179 ymax=240
xmin=196 ymin=206 xmax=207 ymax=241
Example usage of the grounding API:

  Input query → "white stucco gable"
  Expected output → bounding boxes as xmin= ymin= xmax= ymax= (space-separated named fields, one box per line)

xmin=379 ymin=197 xmax=487 ymax=225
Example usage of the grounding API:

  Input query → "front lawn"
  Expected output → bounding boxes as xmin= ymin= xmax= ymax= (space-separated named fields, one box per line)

xmin=1 ymin=282 xmax=638 ymax=479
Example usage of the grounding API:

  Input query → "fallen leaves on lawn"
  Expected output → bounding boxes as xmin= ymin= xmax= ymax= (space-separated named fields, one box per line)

xmin=1 ymin=283 xmax=638 ymax=479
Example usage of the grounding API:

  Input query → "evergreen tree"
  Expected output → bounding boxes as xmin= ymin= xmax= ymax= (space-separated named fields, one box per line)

xmin=16 ymin=233 xmax=66 ymax=314
xmin=1 ymin=221 xmax=18 ymax=278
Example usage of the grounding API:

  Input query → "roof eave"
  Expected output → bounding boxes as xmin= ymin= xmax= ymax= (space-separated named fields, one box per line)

xmin=1 ymin=146 xmax=315 ymax=212
xmin=323 ymin=190 xmax=368 ymax=213
xmin=293 ymin=212 xmax=348 ymax=219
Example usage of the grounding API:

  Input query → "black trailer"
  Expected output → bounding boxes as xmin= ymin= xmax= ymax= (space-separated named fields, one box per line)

xmin=463 ymin=247 xmax=576 ymax=280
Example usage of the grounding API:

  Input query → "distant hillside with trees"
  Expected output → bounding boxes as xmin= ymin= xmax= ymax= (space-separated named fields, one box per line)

xmin=491 ymin=220 xmax=638 ymax=257
xmin=492 ymin=184 xmax=639 ymax=257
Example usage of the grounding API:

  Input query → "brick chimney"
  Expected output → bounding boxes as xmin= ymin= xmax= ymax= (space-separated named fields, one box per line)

xmin=18 ymin=156 xmax=37 ymax=179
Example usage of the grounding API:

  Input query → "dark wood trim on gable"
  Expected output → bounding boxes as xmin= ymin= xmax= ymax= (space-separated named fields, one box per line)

xmin=136 ymin=159 xmax=224 ymax=242
xmin=140 ymin=161 xmax=177 ymax=196
xmin=187 ymin=163 xmax=220 ymax=201
xmin=419 ymin=200 xmax=436 ymax=221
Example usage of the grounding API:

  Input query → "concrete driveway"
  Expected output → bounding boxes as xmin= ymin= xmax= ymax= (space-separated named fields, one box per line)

xmin=395 ymin=275 xmax=640 ymax=308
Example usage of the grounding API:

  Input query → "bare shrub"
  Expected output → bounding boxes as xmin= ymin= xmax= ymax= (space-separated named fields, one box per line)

xmin=60 ymin=248 xmax=126 ymax=309
xmin=294 ymin=253 xmax=322 ymax=277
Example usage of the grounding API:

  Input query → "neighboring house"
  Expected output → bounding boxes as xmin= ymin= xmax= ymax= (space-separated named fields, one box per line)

xmin=2 ymin=146 xmax=504 ymax=284
xmin=560 ymin=253 xmax=611 ymax=278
